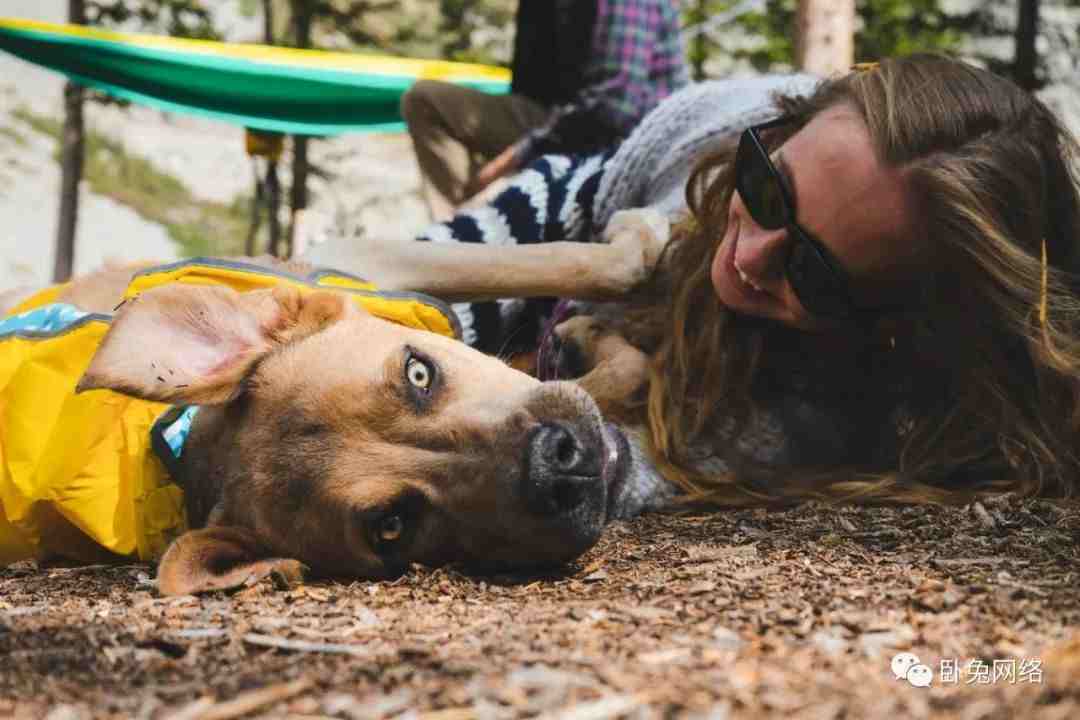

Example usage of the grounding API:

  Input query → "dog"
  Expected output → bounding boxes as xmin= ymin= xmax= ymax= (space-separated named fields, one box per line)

xmin=0 ymin=255 xmax=668 ymax=595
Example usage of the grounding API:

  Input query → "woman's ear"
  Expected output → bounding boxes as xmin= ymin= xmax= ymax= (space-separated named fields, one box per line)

xmin=156 ymin=526 xmax=308 ymax=596
xmin=77 ymin=284 xmax=349 ymax=405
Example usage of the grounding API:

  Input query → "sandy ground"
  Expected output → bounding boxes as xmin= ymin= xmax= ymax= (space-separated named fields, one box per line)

xmin=2 ymin=495 xmax=1079 ymax=719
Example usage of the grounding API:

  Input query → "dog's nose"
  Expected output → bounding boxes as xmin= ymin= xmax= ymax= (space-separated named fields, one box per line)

xmin=525 ymin=422 xmax=602 ymax=515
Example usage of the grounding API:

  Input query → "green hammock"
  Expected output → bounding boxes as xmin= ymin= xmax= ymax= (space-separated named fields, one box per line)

xmin=0 ymin=17 xmax=510 ymax=135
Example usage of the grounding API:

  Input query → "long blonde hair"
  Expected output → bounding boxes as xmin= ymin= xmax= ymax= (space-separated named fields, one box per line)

xmin=634 ymin=54 xmax=1080 ymax=505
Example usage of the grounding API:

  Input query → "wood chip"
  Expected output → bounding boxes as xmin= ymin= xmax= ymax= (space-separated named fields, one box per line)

xmin=417 ymin=708 xmax=476 ymax=720
xmin=931 ymin=557 xmax=1006 ymax=567
xmin=197 ymin=678 xmax=313 ymax=720
xmin=549 ymin=695 xmax=644 ymax=720
xmin=161 ymin=698 xmax=215 ymax=720
xmin=170 ymin=628 xmax=228 ymax=640
xmin=2 ymin=605 xmax=47 ymax=618
xmin=43 ymin=564 xmax=117 ymax=575
xmin=972 ymin=502 xmax=997 ymax=531
xmin=637 ymin=648 xmax=691 ymax=665
xmin=621 ymin=605 xmax=674 ymax=622
xmin=242 ymin=633 xmax=370 ymax=657
xmin=683 ymin=544 xmax=758 ymax=564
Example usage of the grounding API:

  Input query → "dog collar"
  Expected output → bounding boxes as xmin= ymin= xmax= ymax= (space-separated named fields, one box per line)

xmin=150 ymin=405 xmax=200 ymax=484
xmin=0 ymin=301 xmax=91 ymax=336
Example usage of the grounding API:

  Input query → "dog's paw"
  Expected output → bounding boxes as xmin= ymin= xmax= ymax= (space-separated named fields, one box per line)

xmin=598 ymin=208 xmax=670 ymax=293
xmin=602 ymin=207 xmax=670 ymax=244
xmin=553 ymin=315 xmax=607 ymax=377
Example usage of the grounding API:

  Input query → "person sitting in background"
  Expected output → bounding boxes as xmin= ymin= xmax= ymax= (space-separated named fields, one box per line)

xmin=400 ymin=0 xmax=688 ymax=221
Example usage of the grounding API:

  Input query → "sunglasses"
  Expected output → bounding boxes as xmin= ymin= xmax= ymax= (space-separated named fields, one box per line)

xmin=735 ymin=116 xmax=861 ymax=319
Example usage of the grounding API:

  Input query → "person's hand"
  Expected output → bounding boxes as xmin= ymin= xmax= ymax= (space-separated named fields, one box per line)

xmin=467 ymin=144 xmax=522 ymax=198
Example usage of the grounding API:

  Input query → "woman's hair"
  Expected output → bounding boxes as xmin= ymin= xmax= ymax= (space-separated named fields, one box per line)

xmin=633 ymin=53 xmax=1080 ymax=505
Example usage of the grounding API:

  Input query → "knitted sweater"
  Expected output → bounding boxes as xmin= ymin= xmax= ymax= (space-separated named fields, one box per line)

xmin=595 ymin=74 xmax=820 ymax=228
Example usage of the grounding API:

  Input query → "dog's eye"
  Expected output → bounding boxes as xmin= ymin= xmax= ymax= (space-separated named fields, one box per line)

xmin=362 ymin=494 xmax=424 ymax=558
xmin=406 ymin=356 xmax=432 ymax=390
xmin=378 ymin=514 xmax=404 ymax=543
xmin=356 ymin=505 xmax=413 ymax=557
xmin=375 ymin=515 xmax=406 ymax=557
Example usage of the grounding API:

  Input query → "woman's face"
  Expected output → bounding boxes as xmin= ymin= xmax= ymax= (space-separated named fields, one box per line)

xmin=710 ymin=104 xmax=917 ymax=332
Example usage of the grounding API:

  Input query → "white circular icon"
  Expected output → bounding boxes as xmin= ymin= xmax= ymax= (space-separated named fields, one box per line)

xmin=907 ymin=664 xmax=933 ymax=688
xmin=891 ymin=652 xmax=933 ymax=687
xmin=891 ymin=652 xmax=920 ymax=680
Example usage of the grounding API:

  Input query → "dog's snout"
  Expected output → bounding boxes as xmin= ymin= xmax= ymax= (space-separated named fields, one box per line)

xmin=525 ymin=422 xmax=602 ymax=515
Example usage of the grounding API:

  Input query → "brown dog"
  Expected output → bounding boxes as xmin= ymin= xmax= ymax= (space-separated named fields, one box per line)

xmin=2 ymin=259 xmax=667 ymax=595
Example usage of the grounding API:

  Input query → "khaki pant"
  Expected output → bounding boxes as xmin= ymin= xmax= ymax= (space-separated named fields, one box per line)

xmin=401 ymin=80 xmax=549 ymax=221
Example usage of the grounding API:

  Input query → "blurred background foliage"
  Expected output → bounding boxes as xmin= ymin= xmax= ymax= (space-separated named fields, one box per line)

xmin=688 ymin=0 xmax=967 ymax=72
xmin=86 ymin=0 xmax=219 ymax=38
xmin=684 ymin=0 xmax=1079 ymax=88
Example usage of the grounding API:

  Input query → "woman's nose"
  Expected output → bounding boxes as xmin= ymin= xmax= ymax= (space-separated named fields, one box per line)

xmin=731 ymin=191 xmax=790 ymax=280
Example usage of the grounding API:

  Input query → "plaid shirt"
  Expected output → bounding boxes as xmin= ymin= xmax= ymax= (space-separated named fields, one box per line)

xmin=517 ymin=0 xmax=689 ymax=164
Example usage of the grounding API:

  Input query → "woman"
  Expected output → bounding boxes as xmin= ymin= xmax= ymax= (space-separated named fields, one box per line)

xmin=418 ymin=54 xmax=1080 ymax=505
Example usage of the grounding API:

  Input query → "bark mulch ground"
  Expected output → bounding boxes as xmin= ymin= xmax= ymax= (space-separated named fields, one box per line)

xmin=3 ymin=495 xmax=1079 ymax=719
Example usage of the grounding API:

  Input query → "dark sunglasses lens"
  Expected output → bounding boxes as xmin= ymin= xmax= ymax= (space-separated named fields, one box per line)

xmin=788 ymin=238 xmax=851 ymax=317
xmin=737 ymin=132 xmax=787 ymax=230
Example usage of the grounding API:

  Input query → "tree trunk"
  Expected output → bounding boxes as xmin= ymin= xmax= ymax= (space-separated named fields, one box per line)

xmin=262 ymin=0 xmax=275 ymax=47
xmin=288 ymin=1 xmax=314 ymax=258
xmin=288 ymin=137 xmax=307 ymax=258
xmin=245 ymin=159 xmax=264 ymax=257
xmin=267 ymin=161 xmax=282 ymax=257
xmin=54 ymin=0 xmax=87 ymax=282
xmin=1014 ymin=0 xmax=1041 ymax=91
xmin=794 ymin=0 xmax=854 ymax=77
xmin=261 ymin=0 xmax=281 ymax=256
xmin=690 ymin=0 xmax=708 ymax=82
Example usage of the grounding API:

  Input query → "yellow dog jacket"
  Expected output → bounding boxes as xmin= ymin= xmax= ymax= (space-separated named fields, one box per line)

xmin=0 ymin=259 xmax=459 ymax=565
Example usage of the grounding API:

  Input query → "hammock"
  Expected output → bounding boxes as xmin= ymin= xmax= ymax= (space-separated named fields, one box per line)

xmin=0 ymin=17 xmax=511 ymax=136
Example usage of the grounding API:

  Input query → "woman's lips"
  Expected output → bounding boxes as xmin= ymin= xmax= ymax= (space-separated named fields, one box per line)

xmin=712 ymin=214 xmax=777 ymax=315
xmin=728 ymin=234 xmax=772 ymax=303
xmin=734 ymin=260 xmax=767 ymax=293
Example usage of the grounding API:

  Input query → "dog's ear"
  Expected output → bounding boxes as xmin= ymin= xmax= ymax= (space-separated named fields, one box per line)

xmin=77 ymin=283 xmax=350 ymax=405
xmin=156 ymin=526 xmax=307 ymax=595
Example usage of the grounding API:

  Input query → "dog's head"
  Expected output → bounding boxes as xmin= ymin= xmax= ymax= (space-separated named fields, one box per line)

xmin=78 ymin=283 xmax=642 ymax=594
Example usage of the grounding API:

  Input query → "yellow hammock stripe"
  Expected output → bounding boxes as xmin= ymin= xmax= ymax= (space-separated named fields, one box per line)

xmin=0 ymin=16 xmax=511 ymax=135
